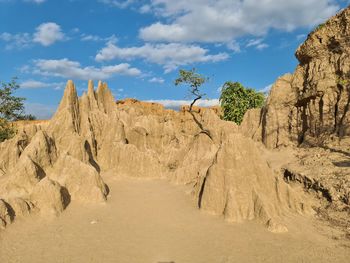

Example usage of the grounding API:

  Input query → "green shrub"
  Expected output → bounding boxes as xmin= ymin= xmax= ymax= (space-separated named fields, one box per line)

xmin=220 ymin=82 xmax=265 ymax=124
xmin=0 ymin=77 xmax=36 ymax=142
xmin=0 ymin=118 xmax=16 ymax=142
xmin=336 ymin=77 xmax=349 ymax=86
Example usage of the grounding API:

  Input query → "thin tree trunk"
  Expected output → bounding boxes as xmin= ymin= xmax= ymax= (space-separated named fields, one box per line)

xmin=189 ymin=96 xmax=201 ymax=112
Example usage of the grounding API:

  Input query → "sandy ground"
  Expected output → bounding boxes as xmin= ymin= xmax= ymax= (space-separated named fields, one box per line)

xmin=0 ymin=175 xmax=349 ymax=263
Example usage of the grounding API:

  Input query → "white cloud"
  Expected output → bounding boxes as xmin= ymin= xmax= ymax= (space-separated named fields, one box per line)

xmin=20 ymin=80 xmax=65 ymax=89
xmin=149 ymin=77 xmax=165 ymax=84
xmin=0 ymin=22 xmax=65 ymax=49
xmin=19 ymin=65 xmax=31 ymax=73
xmin=139 ymin=0 xmax=339 ymax=44
xmin=81 ymin=34 xmax=103 ymax=42
xmin=33 ymin=22 xmax=65 ymax=46
xmin=259 ymin=84 xmax=273 ymax=94
xmin=95 ymin=42 xmax=229 ymax=72
xmin=246 ymin=38 xmax=269 ymax=50
xmin=140 ymin=4 xmax=152 ymax=13
xmin=32 ymin=58 xmax=141 ymax=80
xmin=24 ymin=102 xmax=57 ymax=120
xmin=296 ymin=34 xmax=307 ymax=40
xmin=0 ymin=32 xmax=32 ymax=49
xmin=98 ymin=0 xmax=136 ymax=9
xmin=80 ymin=34 xmax=117 ymax=43
xmin=146 ymin=98 xmax=219 ymax=110
xmin=226 ymin=40 xmax=241 ymax=53
xmin=217 ymin=85 xmax=223 ymax=94
xmin=246 ymin=39 xmax=262 ymax=47
xmin=256 ymin=43 xmax=269 ymax=50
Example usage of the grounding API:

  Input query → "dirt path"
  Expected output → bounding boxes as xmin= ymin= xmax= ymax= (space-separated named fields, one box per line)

xmin=0 ymin=176 xmax=349 ymax=263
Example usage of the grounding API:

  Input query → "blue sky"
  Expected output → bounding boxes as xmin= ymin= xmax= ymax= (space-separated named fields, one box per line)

xmin=0 ymin=0 xmax=348 ymax=118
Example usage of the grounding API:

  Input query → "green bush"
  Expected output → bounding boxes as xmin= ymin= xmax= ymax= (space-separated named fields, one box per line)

xmin=0 ymin=77 xmax=26 ymax=121
xmin=220 ymin=81 xmax=265 ymax=124
xmin=0 ymin=77 xmax=36 ymax=142
xmin=0 ymin=118 xmax=16 ymax=143
xmin=336 ymin=77 xmax=349 ymax=86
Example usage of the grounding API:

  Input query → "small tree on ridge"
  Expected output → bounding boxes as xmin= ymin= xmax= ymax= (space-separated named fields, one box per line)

xmin=175 ymin=68 xmax=208 ymax=112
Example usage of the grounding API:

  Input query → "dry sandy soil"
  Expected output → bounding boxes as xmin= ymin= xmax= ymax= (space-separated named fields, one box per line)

xmin=0 ymin=173 xmax=349 ymax=263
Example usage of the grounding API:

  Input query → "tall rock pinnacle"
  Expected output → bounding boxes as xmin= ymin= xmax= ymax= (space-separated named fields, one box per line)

xmin=49 ymin=80 xmax=81 ymax=135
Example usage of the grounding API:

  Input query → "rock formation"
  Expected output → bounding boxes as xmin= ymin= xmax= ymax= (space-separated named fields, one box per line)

xmin=242 ymin=6 xmax=350 ymax=148
xmin=0 ymin=78 xmax=312 ymax=233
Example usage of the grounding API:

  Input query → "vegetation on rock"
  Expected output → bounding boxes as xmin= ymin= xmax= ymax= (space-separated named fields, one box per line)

xmin=0 ymin=78 xmax=36 ymax=142
xmin=0 ymin=118 xmax=16 ymax=142
xmin=220 ymin=81 xmax=265 ymax=124
xmin=175 ymin=68 xmax=208 ymax=112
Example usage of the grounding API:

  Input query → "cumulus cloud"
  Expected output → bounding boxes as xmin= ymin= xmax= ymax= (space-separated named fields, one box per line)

xmin=139 ymin=0 xmax=339 ymax=43
xmin=20 ymin=80 xmax=65 ymax=89
xmin=95 ymin=42 xmax=229 ymax=72
xmin=33 ymin=22 xmax=65 ymax=46
xmin=32 ymin=58 xmax=141 ymax=80
xmin=146 ymin=99 xmax=219 ymax=110
xmin=0 ymin=22 xmax=65 ymax=49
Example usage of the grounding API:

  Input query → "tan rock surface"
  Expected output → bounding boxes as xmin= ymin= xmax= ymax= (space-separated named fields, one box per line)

xmin=0 ymin=199 xmax=12 ymax=229
xmin=239 ymin=6 xmax=350 ymax=237
xmin=242 ymin=6 xmax=350 ymax=148
xmin=0 ymin=78 xmax=311 ymax=233
xmin=30 ymin=178 xmax=68 ymax=216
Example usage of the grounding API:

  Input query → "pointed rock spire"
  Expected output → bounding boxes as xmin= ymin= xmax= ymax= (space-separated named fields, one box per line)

xmin=87 ymin=80 xmax=98 ymax=110
xmin=96 ymin=81 xmax=115 ymax=113
xmin=49 ymin=80 xmax=81 ymax=134
xmin=96 ymin=80 xmax=103 ymax=93
xmin=56 ymin=80 xmax=78 ymax=111
xmin=88 ymin=80 xmax=94 ymax=96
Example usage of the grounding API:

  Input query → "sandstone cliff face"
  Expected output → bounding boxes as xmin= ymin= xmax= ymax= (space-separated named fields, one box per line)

xmin=242 ymin=7 xmax=350 ymax=148
xmin=0 ymin=80 xmax=311 ymax=233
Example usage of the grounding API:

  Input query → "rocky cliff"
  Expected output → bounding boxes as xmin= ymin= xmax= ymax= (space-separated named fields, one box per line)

xmin=242 ymin=6 xmax=350 ymax=148
xmin=0 ymin=80 xmax=312 ymax=233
